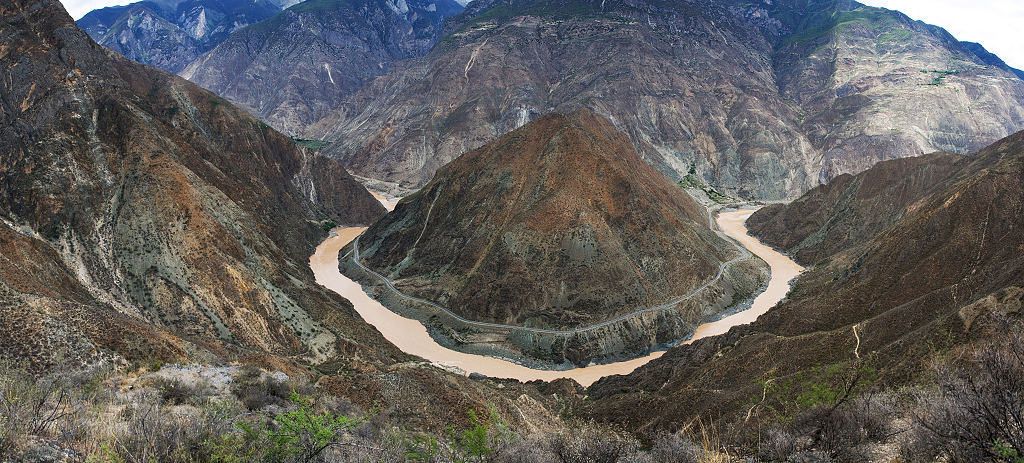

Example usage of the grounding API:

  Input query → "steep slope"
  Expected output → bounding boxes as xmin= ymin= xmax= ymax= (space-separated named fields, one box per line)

xmin=584 ymin=131 xmax=1024 ymax=432
xmin=180 ymin=0 xmax=464 ymax=134
xmin=344 ymin=111 xmax=763 ymax=365
xmin=310 ymin=0 xmax=1024 ymax=200
xmin=77 ymin=0 xmax=282 ymax=73
xmin=0 ymin=0 xmax=589 ymax=441
xmin=746 ymin=151 xmax=961 ymax=265
xmin=1 ymin=0 xmax=387 ymax=369
xmin=771 ymin=1 xmax=1024 ymax=184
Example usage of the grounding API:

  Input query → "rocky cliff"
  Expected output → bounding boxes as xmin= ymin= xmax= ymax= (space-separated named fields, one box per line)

xmin=343 ymin=111 xmax=764 ymax=365
xmin=309 ymin=0 xmax=1024 ymax=200
xmin=585 ymin=132 xmax=1024 ymax=431
xmin=1 ymin=0 xmax=387 ymax=370
xmin=180 ymin=0 xmax=464 ymax=134
xmin=77 ymin=0 xmax=283 ymax=73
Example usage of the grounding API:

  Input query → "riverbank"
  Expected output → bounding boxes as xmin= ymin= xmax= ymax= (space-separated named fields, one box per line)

xmin=310 ymin=210 xmax=800 ymax=387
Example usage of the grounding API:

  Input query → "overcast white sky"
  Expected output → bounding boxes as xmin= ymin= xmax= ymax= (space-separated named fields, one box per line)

xmin=63 ymin=0 xmax=126 ymax=19
xmin=61 ymin=0 xmax=1024 ymax=69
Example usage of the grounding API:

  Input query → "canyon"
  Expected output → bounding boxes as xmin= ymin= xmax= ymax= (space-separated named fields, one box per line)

xmin=312 ymin=208 xmax=802 ymax=387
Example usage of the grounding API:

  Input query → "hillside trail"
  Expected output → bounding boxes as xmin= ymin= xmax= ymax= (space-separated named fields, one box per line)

xmin=310 ymin=208 xmax=802 ymax=387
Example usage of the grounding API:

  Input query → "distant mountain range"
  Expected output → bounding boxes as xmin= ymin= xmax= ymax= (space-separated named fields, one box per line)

xmin=76 ymin=0 xmax=1024 ymax=201
xmin=77 ymin=0 xmax=290 ymax=72
xmin=180 ymin=0 xmax=465 ymax=133
xmin=307 ymin=0 xmax=1024 ymax=200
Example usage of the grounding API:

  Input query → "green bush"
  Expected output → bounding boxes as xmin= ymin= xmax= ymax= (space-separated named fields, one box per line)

xmin=266 ymin=392 xmax=367 ymax=461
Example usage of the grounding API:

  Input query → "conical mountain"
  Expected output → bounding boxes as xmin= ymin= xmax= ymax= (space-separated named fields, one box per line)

xmin=353 ymin=110 xmax=750 ymax=333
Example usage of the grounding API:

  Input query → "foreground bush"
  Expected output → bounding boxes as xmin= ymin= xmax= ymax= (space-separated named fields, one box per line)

xmin=901 ymin=327 xmax=1024 ymax=462
xmin=1 ymin=327 xmax=1022 ymax=463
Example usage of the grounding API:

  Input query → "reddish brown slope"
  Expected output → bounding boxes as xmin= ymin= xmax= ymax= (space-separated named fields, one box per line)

xmin=356 ymin=110 xmax=732 ymax=329
xmin=747 ymin=152 xmax=962 ymax=265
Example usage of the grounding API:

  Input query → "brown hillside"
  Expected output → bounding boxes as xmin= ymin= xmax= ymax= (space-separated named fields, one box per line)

xmin=355 ymin=110 xmax=736 ymax=331
xmin=585 ymin=131 xmax=1024 ymax=433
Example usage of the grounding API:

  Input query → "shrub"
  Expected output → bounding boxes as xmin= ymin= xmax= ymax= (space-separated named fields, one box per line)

xmin=150 ymin=376 xmax=214 ymax=406
xmin=0 ymin=363 xmax=72 ymax=456
xmin=439 ymin=406 xmax=514 ymax=463
xmin=230 ymin=366 xmax=292 ymax=411
xmin=265 ymin=392 xmax=367 ymax=462
xmin=492 ymin=433 xmax=559 ymax=463
xmin=112 ymin=393 xmax=246 ymax=462
xmin=903 ymin=327 xmax=1024 ymax=462
xmin=650 ymin=432 xmax=700 ymax=463
xmin=551 ymin=422 xmax=640 ymax=463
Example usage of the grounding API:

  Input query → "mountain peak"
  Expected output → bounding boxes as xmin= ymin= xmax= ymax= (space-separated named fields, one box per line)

xmin=347 ymin=110 xmax=761 ymax=365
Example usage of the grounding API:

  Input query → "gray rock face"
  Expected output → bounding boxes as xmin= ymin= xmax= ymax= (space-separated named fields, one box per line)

xmin=309 ymin=0 xmax=1024 ymax=200
xmin=180 ymin=0 xmax=465 ymax=134
xmin=77 ymin=0 xmax=283 ymax=73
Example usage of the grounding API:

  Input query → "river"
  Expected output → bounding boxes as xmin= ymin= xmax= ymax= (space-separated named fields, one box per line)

xmin=309 ymin=209 xmax=802 ymax=387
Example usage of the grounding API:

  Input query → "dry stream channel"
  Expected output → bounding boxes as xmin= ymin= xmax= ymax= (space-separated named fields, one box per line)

xmin=310 ymin=207 xmax=802 ymax=387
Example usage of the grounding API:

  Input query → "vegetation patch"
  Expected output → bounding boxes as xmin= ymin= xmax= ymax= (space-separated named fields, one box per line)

xmin=292 ymin=137 xmax=332 ymax=151
xmin=678 ymin=165 xmax=732 ymax=203
xmin=781 ymin=7 xmax=895 ymax=50
xmin=919 ymin=69 xmax=958 ymax=86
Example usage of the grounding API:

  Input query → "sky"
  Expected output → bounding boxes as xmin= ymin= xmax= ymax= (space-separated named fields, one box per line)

xmin=63 ymin=0 xmax=129 ymax=19
xmin=61 ymin=0 xmax=1024 ymax=70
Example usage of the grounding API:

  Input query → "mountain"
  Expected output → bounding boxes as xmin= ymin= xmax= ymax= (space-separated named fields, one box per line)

xmin=746 ymin=151 xmax=961 ymax=265
xmin=960 ymin=41 xmax=1024 ymax=80
xmin=584 ymin=131 xmax=1024 ymax=431
xmin=343 ymin=110 xmax=764 ymax=365
xmin=1 ymin=0 xmax=387 ymax=369
xmin=77 ymin=0 xmax=283 ymax=73
xmin=179 ymin=0 xmax=465 ymax=134
xmin=307 ymin=0 xmax=1024 ymax=200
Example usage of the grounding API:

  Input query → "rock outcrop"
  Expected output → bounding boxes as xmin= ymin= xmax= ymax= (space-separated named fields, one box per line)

xmin=77 ymin=0 xmax=283 ymax=73
xmin=180 ymin=0 xmax=464 ymax=134
xmin=310 ymin=0 xmax=1024 ymax=200
xmin=343 ymin=111 xmax=763 ymax=365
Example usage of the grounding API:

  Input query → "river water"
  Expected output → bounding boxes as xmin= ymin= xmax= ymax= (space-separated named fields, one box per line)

xmin=309 ymin=209 xmax=802 ymax=387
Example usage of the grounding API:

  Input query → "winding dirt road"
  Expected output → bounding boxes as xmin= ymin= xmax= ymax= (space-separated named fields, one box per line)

xmin=309 ymin=209 xmax=802 ymax=387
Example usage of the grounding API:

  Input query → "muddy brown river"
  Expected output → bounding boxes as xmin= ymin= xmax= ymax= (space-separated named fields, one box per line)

xmin=309 ymin=209 xmax=802 ymax=387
